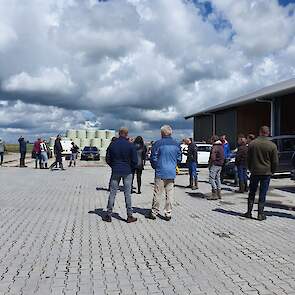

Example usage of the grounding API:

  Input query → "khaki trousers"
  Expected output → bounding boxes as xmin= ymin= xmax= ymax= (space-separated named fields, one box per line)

xmin=151 ymin=178 xmax=174 ymax=217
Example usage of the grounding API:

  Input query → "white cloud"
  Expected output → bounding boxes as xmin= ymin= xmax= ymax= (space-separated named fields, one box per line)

xmin=0 ymin=0 xmax=294 ymax=141
xmin=2 ymin=67 xmax=75 ymax=95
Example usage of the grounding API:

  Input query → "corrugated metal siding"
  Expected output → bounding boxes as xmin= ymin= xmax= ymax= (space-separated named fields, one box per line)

xmin=215 ymin=109 xmax=237 ymax=148
xmin=194 ymin=115 xmax=213 ymax=142
xmin=237 ymin=102 xmax=271 ymax=137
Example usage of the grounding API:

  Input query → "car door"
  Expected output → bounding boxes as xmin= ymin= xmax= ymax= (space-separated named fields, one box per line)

xmin=280 ymin=138 xmax=295 ymax=172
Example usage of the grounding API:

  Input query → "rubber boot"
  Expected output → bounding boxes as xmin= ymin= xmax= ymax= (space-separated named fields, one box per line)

xmin=35 ymin=161 xmax=38 ymax=169
xmin=45 ymin=163 xmax=48 ymax=169
xmin=217 ymin=189 xmax=222 ymax=199
xmin=243 ymin=198 xmax=254 ymax=219
xmin=187 ymin=176 xmax=193 ymax=188
xmin=207 ymin=189 xmax=218 ymax=200
xmin=60 ymin=163 xmax=65 ymax=170
xmin=257 ymin=202 xmax=266 ymax=221
xmin=235 ymin=182 xmax=245 ymax=193
xmin=69 ymin=161 xmax=72 ymax=167
xmin=192 ymin=178 xmax=198 ymax=190
xmin=20 ymin=159 xmax=23 ymax=167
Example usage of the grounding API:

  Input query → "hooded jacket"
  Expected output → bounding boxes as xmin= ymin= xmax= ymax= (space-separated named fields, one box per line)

xmin=209 ymin=140 xmax=225 ymax=167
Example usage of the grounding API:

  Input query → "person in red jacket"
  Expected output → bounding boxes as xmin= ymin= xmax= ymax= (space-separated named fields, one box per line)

xmin=33 ymin=138 xmax=42 ymax=169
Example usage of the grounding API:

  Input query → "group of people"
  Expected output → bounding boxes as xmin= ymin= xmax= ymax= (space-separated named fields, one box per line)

xmin=104 ymin=125 xmax=278 ymax=223
xmin=32 ymin=138 xmax=50 ymax=169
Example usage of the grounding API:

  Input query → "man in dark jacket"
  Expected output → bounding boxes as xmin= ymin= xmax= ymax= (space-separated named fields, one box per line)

xmin=235 ymin=135 xmax=248 ymax=193
xmin=208 ymin=135 xmax=224 ymax=200
xmin=243 ymin=126 xmax=278 ymax=221
xmin=49 ymin=135 xmax=65 ymax=170
xmin=184 ymin=138 xmax=198 ymax=190
xmin=104 ymin=127 xmax=138 ymax=223
xmin=18 ymin=136 xmax=27 ymax=167
xmin=148 ymin=125 xmax=182 ymax=221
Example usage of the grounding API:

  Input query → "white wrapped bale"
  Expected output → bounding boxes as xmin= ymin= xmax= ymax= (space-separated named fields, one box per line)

xmin=77 ymin=129 xmax=87 ymax=139
xmin=106 ymin=130 xmax=116 ymax=139
xmin=80 ymin=138 xmax=91 ymax=149
xmin=86 ymin=129 xmax=96 ymax=139
xmin=96 ymin=130 xmax=106 ymax=139
xmin=90 ymin=138 xmax=102 ymax=148
xmin=66 ymin=129 xmax=77 ymax=139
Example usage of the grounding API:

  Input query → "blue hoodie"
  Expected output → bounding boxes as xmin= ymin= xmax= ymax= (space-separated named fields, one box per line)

xmin=150 ymin=136 xmax=182 ymax=179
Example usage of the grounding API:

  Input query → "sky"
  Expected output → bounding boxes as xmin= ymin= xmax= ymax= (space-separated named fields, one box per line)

xmin=0 ymin=0 xmax=295 ymax=142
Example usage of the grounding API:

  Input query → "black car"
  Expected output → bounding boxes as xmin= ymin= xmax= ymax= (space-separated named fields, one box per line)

xmin=224 ymin=135 xmax=295 ymax=179
xmin=81 ymin=146 xmax=100 ymax=161
xmin=290 ymin=152 xmax=295 ymax=180
xmin=271 ymin=135 xmax=295 ymax=173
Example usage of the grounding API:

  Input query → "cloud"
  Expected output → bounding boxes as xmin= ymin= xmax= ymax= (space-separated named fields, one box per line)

xmin=0 ymin=0 xmax=294 ymax=142
xmin=2 ymin=67 xmax=75 ymax=94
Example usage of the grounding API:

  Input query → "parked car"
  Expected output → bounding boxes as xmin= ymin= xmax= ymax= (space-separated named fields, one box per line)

xmin=60 ymin=139 xmax=73 ymax=160
xmin=81 ymin=146 xmax=100 ymax=161
xmin=196 ymin=143 xmax=212 ymax=166
xmin=290 ymin=151 xmax=295 ymax=180
xmin=180 ymin=142 xmax=212 ymax=168
xmin=270 ymin=135 xmax=295 ymax=173
xmin=179 ymin=143 xmax=188 ymax=167
xmin=224 ymin=135 xmax=295 ymax=179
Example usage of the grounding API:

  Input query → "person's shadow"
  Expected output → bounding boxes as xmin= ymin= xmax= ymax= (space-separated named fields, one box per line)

xmin=213 ymin=207 xmax=295 ymax=220
xmin=88 ymin=208 xmax=126 ymax=222
xmin=133 ymin=207 xmax=150 ymax=217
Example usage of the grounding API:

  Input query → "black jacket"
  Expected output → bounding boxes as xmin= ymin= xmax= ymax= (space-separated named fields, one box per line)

xmin=134 ymin=143 xmax=147 ymax=170
xmin=18 ymin=138 xmax=27 ymax=153
xmin=186 ymin=142 xmax=198 ymax=163
xmin=54 ymin=139 xmax=63 ymax=156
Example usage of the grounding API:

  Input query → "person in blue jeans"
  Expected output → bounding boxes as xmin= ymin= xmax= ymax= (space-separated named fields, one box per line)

xmin=235 ymin=135 xmax=248 ymax=193
xmin=244 ymin=126 xmax=278 ymax=221
xmin=184 ymin=138 xmax=198 ymax=190
xmin=104 ymin=127 xmax=138 ymax=223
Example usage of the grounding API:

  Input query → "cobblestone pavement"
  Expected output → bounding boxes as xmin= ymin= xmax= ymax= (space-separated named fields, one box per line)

xmin=0 ymin=163 xmax=295 ymax=295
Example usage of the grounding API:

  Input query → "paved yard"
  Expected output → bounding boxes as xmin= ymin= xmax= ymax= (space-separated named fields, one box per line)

xmin=0 ymin=162 xmax=295 ymax=295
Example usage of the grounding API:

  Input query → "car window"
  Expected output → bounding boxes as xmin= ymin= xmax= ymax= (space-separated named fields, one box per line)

xmin=281 ymin=138 xmax=295 ymax=152
xmin=91 ymin=147 xmax=98 ymax=151
xmin=271 ymin=139 xmax=278 ymax=148
xmin=197 ymin=146 xmax=211 ymax=152
xmin=83 ymin=147 xmax=91 ymax=151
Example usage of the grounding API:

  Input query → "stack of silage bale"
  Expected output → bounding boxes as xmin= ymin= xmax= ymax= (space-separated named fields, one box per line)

xmin=62 ymin=129 xmax=116 ymax=157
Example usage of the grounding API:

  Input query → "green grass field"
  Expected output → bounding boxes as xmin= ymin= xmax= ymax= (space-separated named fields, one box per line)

xmin=5 ymin=144 xmax=33 ymax=153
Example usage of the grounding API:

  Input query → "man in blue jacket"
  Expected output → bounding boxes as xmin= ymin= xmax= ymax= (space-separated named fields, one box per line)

xmin=104 ymin=127 xmax=138 ymax=223
xmin=148 ymin=125 xmax=182 ymax=221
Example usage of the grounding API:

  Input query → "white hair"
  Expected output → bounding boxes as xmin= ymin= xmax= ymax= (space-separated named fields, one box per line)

xmin=160 ymin=125 xmax=172 ymax=136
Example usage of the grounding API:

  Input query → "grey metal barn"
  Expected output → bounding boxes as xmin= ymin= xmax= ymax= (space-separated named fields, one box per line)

xmin=185 ymin=78 xmax=295 ymax=147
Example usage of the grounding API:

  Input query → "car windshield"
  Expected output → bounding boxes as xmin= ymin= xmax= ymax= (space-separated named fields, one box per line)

xmin=197 ymin=146 xmax=211 ymax=152
xmin=83 ymin=147 xmax=98 ymax=151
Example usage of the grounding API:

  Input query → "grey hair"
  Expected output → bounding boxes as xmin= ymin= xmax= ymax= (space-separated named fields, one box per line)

xmin=160 ymin=125 xmax=172 ymax=136
xmin=119 ymin=127 xmax=129 ymax=136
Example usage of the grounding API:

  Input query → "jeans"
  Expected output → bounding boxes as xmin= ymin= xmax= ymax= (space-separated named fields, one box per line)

xmin=41 ymin=151 xmax=48 ymax=164
xmin=107 ymin=174 xmax=133 ymax=216
xmin=237 ymin=165 xmax=247 ymax=183
xmin=188 ymin=161 xmax=198 ymax=180
xmin=209 ymin=165 xmax=222 ymax=190
xmin=248 ymin=175 xmax=271 ymax=206
xmin=151 ymin=178 xmax=174 ymax=217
